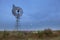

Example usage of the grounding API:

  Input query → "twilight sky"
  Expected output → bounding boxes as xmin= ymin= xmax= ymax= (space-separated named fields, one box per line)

xmin=0 ymin=0 xmax=60 ymax=31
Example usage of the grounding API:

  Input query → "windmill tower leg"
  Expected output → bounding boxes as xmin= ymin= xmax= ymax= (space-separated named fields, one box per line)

xmin=16 ymin=18 xmax=20 ymax=31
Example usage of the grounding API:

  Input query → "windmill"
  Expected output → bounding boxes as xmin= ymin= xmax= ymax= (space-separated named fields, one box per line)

xmin=12 ymin=4 xmax=23 ymax=31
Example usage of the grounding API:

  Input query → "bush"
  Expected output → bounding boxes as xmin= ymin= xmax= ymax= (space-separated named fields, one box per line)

xmin=3 ymin=31 xmax=9 ymax=38
xmin=43 ymin=28 xmax=53 ymax=37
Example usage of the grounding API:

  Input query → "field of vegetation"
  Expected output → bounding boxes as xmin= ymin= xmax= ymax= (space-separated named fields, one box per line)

xmin=0 ymin=29 xmax=60 ymax=40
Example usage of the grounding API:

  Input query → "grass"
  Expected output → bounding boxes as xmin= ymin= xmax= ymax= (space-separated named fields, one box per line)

xmin=0 ymin=29 xmax=60 ymax=40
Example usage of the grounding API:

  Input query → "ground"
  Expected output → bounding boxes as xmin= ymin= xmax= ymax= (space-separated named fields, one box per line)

xmin=0 ymin=29 xmax=60 ymax=40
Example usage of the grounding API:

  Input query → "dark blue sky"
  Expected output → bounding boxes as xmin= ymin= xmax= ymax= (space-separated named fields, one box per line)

xmin=0 ymin=0 xmax=60 ymax=31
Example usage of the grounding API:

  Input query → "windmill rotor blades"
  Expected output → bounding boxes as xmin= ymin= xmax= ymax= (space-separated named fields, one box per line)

xmin=12 ymin=5 xmax=23 ymax=19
